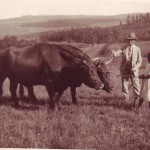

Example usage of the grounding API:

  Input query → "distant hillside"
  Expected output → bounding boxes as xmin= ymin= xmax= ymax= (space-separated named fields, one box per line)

xmin=0 ymin=15 xmax=119 ymax=37
xmin=0 ymin=13 xmax=148 ymax=38
xmin=35 ymin=12 xmax=150 ymax=45
xmin=0 ymin=15 xmax=97 ymax=24
xmin=22 ymin=18 xmax=121 ymax=28
xmin=0 ymin=14 xmax=126 ymax=24
xmin=18 ymin=13 xmax=145 ymax=28
xmin=22 ymin=14 xmax=138 ymax=28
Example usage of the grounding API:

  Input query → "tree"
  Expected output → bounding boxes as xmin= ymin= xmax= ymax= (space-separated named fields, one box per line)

xmin=146 ymin=13 xmax=150 ymax=21
xmin=119 ymin=20 xmax=122 ymax=26
xmin=139 ymin=14 xmax=143 ymax=22
xmin=127 ymin=15 xmax=130 ymax=25
xmin=132 ymin=16 xmax=136 ymax=24
xmin=136 ymin=15 xmax=139 ymax=23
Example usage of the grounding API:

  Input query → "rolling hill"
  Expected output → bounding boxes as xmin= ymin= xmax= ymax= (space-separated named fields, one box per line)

xmin=0 ymin=14 xmax=133 ymax=38
xmin=0 ymin=12 xmax=149 ymax=38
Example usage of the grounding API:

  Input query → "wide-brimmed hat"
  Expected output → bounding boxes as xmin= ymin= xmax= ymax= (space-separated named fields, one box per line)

xmin=126 ymin=32 xmax=137 ymax=40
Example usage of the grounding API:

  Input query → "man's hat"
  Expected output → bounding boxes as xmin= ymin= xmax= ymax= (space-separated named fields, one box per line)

xmin=126 ymin=32 xmax=137 ymax=40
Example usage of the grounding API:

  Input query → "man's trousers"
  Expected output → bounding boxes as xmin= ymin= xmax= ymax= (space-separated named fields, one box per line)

xmin=121 ymin=69 xmax=140 ymax=100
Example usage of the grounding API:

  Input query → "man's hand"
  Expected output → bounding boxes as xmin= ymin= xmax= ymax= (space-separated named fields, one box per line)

xmin=112 ymin=50 xmax=122 ymax=57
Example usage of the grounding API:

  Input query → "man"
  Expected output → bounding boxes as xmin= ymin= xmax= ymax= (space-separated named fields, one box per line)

xmin=114 ymin=32 xmax=142 ymax=101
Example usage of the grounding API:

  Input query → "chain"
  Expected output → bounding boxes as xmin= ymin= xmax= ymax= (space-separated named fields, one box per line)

xmin=116 ymin=74 xmax=139 ymax=78
xmin=100 ymin=71 xmax=139 ymax=78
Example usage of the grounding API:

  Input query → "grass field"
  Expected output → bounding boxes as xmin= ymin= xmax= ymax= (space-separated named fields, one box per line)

xmin=0 ymin=42 xmax=150 ymax=149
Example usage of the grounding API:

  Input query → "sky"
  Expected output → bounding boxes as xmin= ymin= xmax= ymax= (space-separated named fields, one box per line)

xmin=0 ymin=0 xmax=150 ymax=19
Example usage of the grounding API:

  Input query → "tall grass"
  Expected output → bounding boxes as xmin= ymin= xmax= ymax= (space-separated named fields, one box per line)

xmin=1 ymin=83 xmax=150 ymax=149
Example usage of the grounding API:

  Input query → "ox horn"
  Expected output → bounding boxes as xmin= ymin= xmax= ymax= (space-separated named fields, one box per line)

xmin=92 ymin=57 xmax=102 ymax=62
xmin=104 ymin=50 xmax=116 ymax=65
xmin=105 ymin=57 xmax=114 ymax=65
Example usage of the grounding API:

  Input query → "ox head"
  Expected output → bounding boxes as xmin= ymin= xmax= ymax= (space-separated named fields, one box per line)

xmin=92 ymin=57 xmax=114 ymax=93
xmin=77 ymin=53 xmax=104 ymax=90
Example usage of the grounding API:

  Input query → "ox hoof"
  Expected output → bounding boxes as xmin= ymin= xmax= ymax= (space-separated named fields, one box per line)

xmin=56 ymin=105 xmax=61 ymax=111
xmin=49 ymin=102 xmax=55 ymax=110
xmin=49 ymin=104 xmax=61 ymax=111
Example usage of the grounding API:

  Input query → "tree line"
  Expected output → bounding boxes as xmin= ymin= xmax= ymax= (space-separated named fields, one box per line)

xmin=119 ymin=13 xmax=150 ymax=41
xmin=126 ymin=13 xmax=150 ymax=25
xmin=39 ymin=13 xmax=150 ymax=44
xmin=0 ymin=36 xmax=40 ymax=49
xmin=39 ymin=27 xmax=112 ymax=44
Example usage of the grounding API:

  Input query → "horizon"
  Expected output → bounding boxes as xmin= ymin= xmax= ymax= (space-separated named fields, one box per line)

xmin=2 ymin=12 xmax=150 ymax=20
xmin=0 ymin=0 xmax=150 ymax=19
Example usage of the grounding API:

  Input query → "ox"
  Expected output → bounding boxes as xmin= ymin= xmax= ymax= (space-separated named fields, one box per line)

xmin=9 ymin=51 xmax=114 ymax=105
xmin=0 ymin=44 xmax=103 ymax=109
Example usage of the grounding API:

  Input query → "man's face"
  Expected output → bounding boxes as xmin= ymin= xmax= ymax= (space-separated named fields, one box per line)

xmin=128 ymin=40 xmax=135 ymax=46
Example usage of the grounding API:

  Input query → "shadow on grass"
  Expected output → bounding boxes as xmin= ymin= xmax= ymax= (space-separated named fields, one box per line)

xmin=61 ymin=101 xmax=72 ymax=106
xmin=21 ymin=96 xmax=47 ymax=106
xmin=16 ymin=105 xmax=40 ymax=111
xmin=88 ymin=96 xmax=135 ymax=110
xmin=0 ymin=96 xmax=41 ymax=111
xmin=61 ymin=96 xmax=134 ymax=111
xmin=0 ymin=95 xmax=135 ymax=111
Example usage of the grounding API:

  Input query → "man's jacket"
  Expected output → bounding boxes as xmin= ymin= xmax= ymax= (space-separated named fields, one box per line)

xmin=120 ymin=44 xmax=142 ymax=76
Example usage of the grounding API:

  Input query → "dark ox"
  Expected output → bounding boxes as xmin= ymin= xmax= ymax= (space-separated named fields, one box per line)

xmin=12 ymin=54 xmax=114 ymax=104
xmin=0 ymin=44 xmax=103 ymax=109
xmin=92 ymin=57 xmax=114 ymax=93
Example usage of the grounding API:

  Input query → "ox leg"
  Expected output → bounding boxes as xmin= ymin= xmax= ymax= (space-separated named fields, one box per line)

xmin=19 ymin=84 xmax=24 ymax=98
xmin=0 ymin=76 xmax=5 ymax=97
xmin=10 ymin=81 xmax=19 ymax=108
xmin=71 ymin=86 xmax=77 ymax=104
xmin=56 ymin=90 xmax=64 ymax=107
xmin=27 ymin=86 xmax=38 ymax=103
xmin=58 ymin=90 xmax=64 ymax=100
xmin=45 ymin=83 xmax=58 ymax=110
